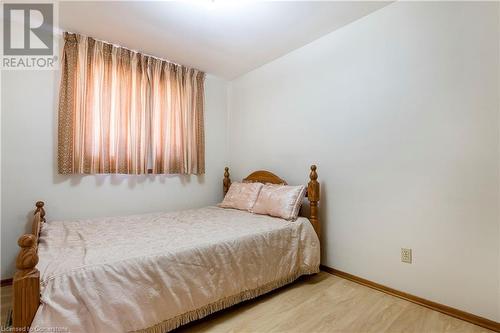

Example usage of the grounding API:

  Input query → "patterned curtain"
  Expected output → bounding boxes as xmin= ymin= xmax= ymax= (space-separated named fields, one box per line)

xmin=58 ymin=32 xmax=205 ymax=175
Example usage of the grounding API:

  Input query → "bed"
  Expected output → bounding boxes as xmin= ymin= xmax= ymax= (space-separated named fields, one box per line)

xmin=12 ymin=166 xmax=321 ymax=332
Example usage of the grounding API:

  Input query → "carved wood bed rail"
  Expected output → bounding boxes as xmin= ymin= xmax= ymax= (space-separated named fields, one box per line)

xmin=223 ymin=165 xmax=320 ymax=239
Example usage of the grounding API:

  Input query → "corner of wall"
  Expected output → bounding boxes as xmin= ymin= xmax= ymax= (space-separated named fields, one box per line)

xmin=225 ymin=81 xmax=233 ymax=168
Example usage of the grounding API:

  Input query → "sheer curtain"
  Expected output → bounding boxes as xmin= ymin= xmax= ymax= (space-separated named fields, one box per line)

xmin=58 ymin=33 xmax=205 ymax=175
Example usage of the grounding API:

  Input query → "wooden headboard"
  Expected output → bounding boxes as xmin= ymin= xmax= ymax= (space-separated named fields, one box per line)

xmin=222 ymin=165 xmax=320 ymax=238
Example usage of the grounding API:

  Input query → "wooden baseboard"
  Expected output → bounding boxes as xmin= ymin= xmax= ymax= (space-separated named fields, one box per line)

xmin=320 ymin=265 xmax=499 ymax=332
xmin=3 ymin=269 xmax=497 ymax=331
xmin=1 ymin=278 xmax=13 ymax=287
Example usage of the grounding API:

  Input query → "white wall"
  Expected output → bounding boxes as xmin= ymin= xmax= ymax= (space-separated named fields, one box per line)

xmin=1 ymin=68 xmax=229 ymax=279
xmin=228 ymin=1 xmax=500 ymax=321
xmin=497 ymin=0 xmax=500 ymax=319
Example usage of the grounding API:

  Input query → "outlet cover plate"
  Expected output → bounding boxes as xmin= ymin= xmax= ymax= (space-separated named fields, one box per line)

xmin=401 ymin=248 xmax=412 ymax=264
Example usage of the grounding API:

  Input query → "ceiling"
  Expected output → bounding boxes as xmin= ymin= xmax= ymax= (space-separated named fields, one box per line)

xmin=59 ymin=1 xmax=390 ymax=79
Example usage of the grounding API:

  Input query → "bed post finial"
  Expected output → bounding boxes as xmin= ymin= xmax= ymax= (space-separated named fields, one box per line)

xmin=223 ymin=167 xmax=231 ymax=196
xmin=13 ymin=202 xmax=45 ymax=330
xmin=308 ymin=165 xmax=320 ymax=240
xmin=16 ymin=235 xmax=39 ymax=271
xmin=13 ymin=234 xmax=40 ymax=330
xmin=35 ymin=201 xmax=45 ymax=222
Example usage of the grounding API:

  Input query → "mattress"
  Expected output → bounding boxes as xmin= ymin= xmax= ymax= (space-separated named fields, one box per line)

xmin=31 ymin=206 xmax=320 ymax=332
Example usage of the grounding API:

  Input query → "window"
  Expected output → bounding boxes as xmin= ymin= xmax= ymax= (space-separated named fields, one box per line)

xmin=58 ymin=33 xmax=205 ymax=175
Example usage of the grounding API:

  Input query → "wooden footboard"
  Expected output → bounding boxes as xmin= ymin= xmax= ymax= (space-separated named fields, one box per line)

xmin=13 ymin=201 xmax=44 ymax=330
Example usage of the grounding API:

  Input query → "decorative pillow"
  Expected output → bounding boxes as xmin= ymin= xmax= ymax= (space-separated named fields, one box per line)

xmin=251 ymin=184 xmax=306 ymax=221
xmin=218 ymin=182 xmax=263 ymax=211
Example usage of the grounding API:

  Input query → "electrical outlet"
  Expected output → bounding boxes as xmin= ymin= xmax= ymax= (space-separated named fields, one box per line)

xmin=401 ymin=248 xmax=412 ymax=264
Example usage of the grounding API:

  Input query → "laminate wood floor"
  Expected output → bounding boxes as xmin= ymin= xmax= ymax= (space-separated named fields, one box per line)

xmin=0 ymin=285 xmax=12 ymax=327
xmin=1 ymin=272 xmax=493 ymax=332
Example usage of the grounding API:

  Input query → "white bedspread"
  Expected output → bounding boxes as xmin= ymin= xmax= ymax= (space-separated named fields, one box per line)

xmin=31 ymin=206 xmax=320 ymax=332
